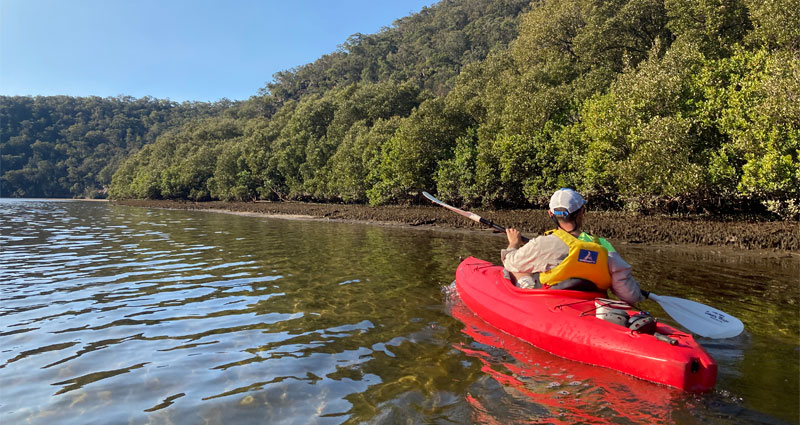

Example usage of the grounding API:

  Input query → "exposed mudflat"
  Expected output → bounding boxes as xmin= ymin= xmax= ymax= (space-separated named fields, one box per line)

xmin=114 ymin=199 xmax=799 ymax=252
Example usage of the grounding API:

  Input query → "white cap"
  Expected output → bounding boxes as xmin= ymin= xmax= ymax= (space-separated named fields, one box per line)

xmin=549 ymin=188 xmax=586 ymax=217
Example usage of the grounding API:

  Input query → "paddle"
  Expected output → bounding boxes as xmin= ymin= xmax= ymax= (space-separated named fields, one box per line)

xmin=422 ymin=191 xmax=744 ymax=339
xmin=422 ymin=191 xmax=529 ymax=242
xmin=641 ymin=291 xmax=744 ymax=339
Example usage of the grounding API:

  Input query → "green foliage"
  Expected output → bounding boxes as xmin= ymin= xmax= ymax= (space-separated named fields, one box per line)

xmin=109 ymin=118 xmax=243 ymax=201
xmin=323 ymin=117 xmax=404 ymax=203
xmin=696 ymin=47 xmax=799 ymax=217
xmin=303 ymin=82 xmax=423 ymax=198
xmin=1 ymin=95 xmax=232 ymax=198
xmin=367 ymin=98 xmax=467 ymax=204
xmin=616 ymin=116 xmax=705 ymax=202
xmin=209 ymin=141 xmax=259 ymax=201
xmin=666 ymin=0 xmax=751 ymax=56
xmin=520 ymin=122 xmax=586 ymax=204
xmin=580 ymin=40 xmax=707 ymax=206
xmin=435 ymin=128 xmax=479 ymax=205
xmin=744 ymin=0 xmax=799 ymax=52
xmin=275 ymin=93 xmax=337 ymax=197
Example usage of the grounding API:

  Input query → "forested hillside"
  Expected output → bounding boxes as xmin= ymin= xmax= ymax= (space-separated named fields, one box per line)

xmin=0 ymin=96 xmax=236 ymax=197
xmin=3 ymin=0 xmax=797 ymax=219
xmin=108 ymin=0 xmax=533 ymax=203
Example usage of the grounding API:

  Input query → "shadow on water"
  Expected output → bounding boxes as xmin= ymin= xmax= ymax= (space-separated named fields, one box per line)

xmin=0 ymin=200 xmax=797 ymax=424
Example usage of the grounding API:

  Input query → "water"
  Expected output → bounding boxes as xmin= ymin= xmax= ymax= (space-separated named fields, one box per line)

xmin=1 ymin=199 xmax=797 ymax=424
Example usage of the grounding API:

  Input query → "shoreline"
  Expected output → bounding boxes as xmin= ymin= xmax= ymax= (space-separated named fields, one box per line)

xmin=112 ymin=199 xmax=799 ymax=252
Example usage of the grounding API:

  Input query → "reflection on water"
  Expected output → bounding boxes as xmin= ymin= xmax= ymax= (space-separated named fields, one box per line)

xmin=448 ymin=285 xmax=685 ymax=424
xmin=0 ymin=200 xmax=797 ymax=424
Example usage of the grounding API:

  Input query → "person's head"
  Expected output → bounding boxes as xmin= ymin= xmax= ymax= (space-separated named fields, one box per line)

xmin=548 ymin=188 xmax=586 ymax=233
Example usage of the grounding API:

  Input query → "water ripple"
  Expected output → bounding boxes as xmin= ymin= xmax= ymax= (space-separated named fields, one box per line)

xmin=1 ymin=200 xmax=797 ymax=425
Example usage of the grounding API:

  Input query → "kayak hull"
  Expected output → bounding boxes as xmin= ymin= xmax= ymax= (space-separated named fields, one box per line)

xmin=455 ymin=257 xmax=717 ymax=392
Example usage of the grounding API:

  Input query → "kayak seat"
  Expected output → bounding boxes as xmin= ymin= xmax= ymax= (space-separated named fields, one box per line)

xmin=550 ymin=277 xmax=601 ymax=292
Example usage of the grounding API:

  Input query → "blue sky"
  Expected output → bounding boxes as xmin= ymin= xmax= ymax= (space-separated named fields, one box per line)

xmin=0 ymin=0 xmax=435 ymax=102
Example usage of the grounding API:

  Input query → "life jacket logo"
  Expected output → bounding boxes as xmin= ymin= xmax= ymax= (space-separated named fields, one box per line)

xmin=578 ymin=249 xmax=598 ymax=264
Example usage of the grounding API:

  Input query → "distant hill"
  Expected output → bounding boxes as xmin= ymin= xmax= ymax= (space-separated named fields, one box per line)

xmin=0 ymin=95 xmax=235 ymax=197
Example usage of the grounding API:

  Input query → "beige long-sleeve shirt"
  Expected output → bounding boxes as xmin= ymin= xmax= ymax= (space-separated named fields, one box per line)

xmin=501 ymin=233 xmax=643 ymax=304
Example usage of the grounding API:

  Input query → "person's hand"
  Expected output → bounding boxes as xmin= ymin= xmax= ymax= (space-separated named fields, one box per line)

xmin=506 ymin=228 xmax=522 ymax=249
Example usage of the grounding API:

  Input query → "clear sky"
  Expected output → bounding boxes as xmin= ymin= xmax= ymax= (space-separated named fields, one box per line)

xmin=0 ymin=0 xmax=436 ymax=103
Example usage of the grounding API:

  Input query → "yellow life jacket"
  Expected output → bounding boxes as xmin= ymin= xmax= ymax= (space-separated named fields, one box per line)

xmin=539 ymin=229 xmax=612 ymax=290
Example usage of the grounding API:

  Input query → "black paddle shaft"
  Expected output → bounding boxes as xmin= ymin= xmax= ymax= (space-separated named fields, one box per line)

xmin=479 ymin=217 xmax=530 ymax=243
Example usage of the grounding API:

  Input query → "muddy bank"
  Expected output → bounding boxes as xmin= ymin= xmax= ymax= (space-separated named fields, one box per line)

xmin=113 ymin=199 xmax=799 ymax=252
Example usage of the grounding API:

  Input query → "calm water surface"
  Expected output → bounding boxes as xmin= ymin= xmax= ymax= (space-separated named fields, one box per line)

xmin=1 ymin=200 xmax=798 ymax=424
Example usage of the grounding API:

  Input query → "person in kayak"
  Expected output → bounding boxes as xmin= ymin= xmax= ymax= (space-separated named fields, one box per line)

xmin=501 ymin=188 xmax=643 ymax=304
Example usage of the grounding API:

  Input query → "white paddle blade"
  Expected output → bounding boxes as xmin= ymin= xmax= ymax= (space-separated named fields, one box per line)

xmin=422 ymin=192 xmax=480 ymax=222
xmin=650 ymin=293 xmax=744 ymax=339
xmin=422 ymin=191 xmax=441 ymax=204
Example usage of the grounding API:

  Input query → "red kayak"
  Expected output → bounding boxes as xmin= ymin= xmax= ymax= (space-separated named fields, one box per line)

xmin=455 ymin=257 xmax=717 ymax=392
xmin=449 ymin=294 xmax=686 ymax=423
